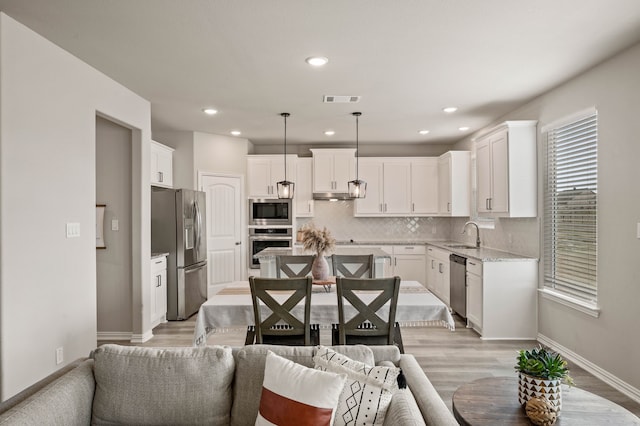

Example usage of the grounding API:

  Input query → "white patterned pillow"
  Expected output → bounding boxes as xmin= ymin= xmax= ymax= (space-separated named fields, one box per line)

xmin=256 ymin=351 xmax=346 ymax=426
xmin=313 ymin=345 xmax=400 ymax=426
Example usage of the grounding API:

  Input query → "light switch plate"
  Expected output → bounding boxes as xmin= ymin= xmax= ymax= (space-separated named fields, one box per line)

xmin=637 ymin=222 xmax=640 ymax=239
xmin=66 ymin=223 xmax=80 ymax=238
xmin=111 ymin=219 xmax=119 ymax=231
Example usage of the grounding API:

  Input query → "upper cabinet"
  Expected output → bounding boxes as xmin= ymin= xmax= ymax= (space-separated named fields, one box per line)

xmin=474 ymin=121 xmax=537 ymax=217
xmin=355 ymin=157 xmax=438 ymax=216
xmin=150 ymin=141 xmax=174 ymax=188
xmin=247 ymin=155 xmax=297 ymax=198
xmin=438 ymin=151 xmax=470 ymax=216
xmin=310 ymin=149 xmax=355 ymax=193
xmin=295 ymin=157 xmax=314 ymax=217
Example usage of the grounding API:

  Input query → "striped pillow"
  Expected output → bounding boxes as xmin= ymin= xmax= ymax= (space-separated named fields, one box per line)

xmin=256 ymin=351 xmax=346 ymax=426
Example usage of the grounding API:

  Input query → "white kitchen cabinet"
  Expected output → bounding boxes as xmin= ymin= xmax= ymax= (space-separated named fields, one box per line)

xmin=426 ymin=246 xmax=450 ymax=306
xmin=464 ymin=258 xmax=538 ymax=340
xmin=150 ymin=141 xmax=174 ymax=188
xmin=247 ymin=155 xmax=297 ymax=198
xmin=150 ymin=255 xmax=167 ymax=327
xmin=310 ymin=149 xmax=355 ymax=193
xmin=438 ymin=151 xmax=470 ymax=216
xmin=382 ymin=245 xmax=427 ymax=285
xmin=465 ymin=259 xmax=483 ymax=330
xmin=355 ymin=157 xmax=437 ymax=217
xmin=410 ymin=158 xmax=439 ymax=215
xmin=295 ymin=157 xmax=314 ymax=217
xmin=474 ymin=121 xmax=537 ymax=217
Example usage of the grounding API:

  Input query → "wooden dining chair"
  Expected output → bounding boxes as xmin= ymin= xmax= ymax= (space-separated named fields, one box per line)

xmin=275 ymin=255 xmax=315 ymax=278
xmin=331 ymin=254 xmax=374 ymax=278
xmin=332 ymin=276 xmax=404 ymax=353
xmin=246 ymin=276 xmax=319 ymax=346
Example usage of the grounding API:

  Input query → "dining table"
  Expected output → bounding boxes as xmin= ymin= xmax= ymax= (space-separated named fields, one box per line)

xmin=193 ymin=280 xmax=455 ymax=346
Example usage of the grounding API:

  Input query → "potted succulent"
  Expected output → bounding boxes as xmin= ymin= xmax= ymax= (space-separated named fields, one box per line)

xmin=515 ymin=346 xmax=573 ymax=414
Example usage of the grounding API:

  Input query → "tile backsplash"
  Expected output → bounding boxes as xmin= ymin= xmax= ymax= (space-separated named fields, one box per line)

xmin=297 ymin=201 xmax=451 ymax=242
xmin=296 ymin=200 xmax=539 ymax=258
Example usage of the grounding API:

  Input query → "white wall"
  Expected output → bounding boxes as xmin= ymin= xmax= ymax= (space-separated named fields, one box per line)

xmin=194 ymin=132 xmax=250 ymax=180
xmin=455 ymin=42 xmax=640 ymax=392
xmin=0 ymin=14 xmax=152 ymax=399
xmin=96 ymin=116 xmax=133 ymax=335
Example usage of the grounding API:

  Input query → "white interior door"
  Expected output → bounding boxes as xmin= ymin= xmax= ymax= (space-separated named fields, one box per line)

xmin=200 ymin=174 xmax=243 ymax=293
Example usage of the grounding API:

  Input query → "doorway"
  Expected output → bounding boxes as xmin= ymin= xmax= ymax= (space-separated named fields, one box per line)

xmin=95 ymin=116 xmax=133 ymax=341
xmin=199 ymin=173 xmax=243 ymax=293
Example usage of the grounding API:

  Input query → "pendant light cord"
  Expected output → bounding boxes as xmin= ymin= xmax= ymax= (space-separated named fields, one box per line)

xmin=281 ymin=112 xmax=289 ymax=181
xmin=353 ymin=112 xmax=362 ymax=180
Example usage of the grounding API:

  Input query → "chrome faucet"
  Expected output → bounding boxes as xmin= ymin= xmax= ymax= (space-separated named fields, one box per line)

xmin=462 ymin=221 xmax=481 ymax=248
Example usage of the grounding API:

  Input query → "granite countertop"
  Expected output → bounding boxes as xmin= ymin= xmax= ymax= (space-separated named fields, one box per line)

xmin=425 ymin=241 xmax=537 ymax=262
xmin=151 ymin=252 xmax=169 ymax=260
xmin=295 ymin=240 xmax=536 ymax=262
xmin=254 ymin=247 xmax=392 ymax=260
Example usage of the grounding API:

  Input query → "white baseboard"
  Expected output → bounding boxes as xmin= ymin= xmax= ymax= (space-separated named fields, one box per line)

xmin=97 ymin=331 xmax=132 ymax=341
xmin=538 ymin=333 xmax=640 ymax=405
xmin=130 ymin=330 xmax=154 ymax=344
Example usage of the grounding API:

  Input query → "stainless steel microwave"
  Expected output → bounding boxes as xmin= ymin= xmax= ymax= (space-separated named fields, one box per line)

xmin=248 ymin=199 xmax=292 ymax=226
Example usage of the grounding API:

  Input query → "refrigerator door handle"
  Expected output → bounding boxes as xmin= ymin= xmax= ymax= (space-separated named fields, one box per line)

xmin=194 ymin=200 xmax=203 ymax=261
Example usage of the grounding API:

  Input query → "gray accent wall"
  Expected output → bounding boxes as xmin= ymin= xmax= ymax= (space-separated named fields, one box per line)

xmin=96 ymin=116 xmax=133 ymax=334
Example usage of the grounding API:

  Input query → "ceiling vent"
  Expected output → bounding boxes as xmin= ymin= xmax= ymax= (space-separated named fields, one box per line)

xmin=323 ymin=95 xmax=361 ymax=103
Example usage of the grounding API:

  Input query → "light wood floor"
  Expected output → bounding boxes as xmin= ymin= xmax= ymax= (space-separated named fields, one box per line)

xmin=102 ymin=314 xmax=640 ymax=417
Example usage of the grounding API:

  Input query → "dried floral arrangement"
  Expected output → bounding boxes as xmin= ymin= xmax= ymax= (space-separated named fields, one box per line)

xmin=299 ymin=222 xmax=336 ymax=255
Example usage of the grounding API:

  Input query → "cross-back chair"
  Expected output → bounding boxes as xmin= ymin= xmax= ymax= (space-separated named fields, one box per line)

xmin=332 ymin=276 xmax=404 ymax=353
xmin=246 ymin=276 xmax=319 ymax=346
xmin=331 ymin=254 xmax=374 ymax=278
xmin=275 ymin=255 xmax=315 ymax=278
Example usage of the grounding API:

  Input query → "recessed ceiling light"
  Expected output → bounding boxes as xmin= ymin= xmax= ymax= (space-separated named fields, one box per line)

xmin=443 ymin=107 xmax=458 ymax=113
xmin=230 ymin=130 xmax=241 ymax=136
xmin=419 ymin=130 xmax=430 ymax=135
xmin=324 ymin=130 xmax=335 ymax=136
xmin=202 ymin=108 xmax=218 ymax=115
xmin=305 ymin=56 xmax=329 ymax=67
xmin=458 ymin=126 xmax=470 ymax=131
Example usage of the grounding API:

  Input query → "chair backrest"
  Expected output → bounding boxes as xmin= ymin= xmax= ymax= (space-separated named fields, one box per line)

xmin=248 ymin=276 xmax=313 ymax=345
xmin=335 ymin=276 xmax=401 ymax=345
xmin=275 ymin=255 xmax=315 ymax=278
xmin=331 ymin=254 xmax=374 ymax=278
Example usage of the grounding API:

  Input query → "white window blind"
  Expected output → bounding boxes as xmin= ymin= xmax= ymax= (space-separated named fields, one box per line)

xmin=544 ymin=112 xmax=598 ymax=302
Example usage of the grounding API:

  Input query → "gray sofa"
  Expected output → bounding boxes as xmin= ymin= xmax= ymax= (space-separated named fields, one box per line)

xmin=0 ymin=344 xmax=458 ymax=426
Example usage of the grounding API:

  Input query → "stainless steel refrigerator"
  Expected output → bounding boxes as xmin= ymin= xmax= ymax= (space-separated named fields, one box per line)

xmin=151 ymin=187 xmax=207 ymax=320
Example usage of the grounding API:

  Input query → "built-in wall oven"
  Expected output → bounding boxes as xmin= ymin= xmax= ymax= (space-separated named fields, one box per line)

xmin=249 ymin=199 xmax=292 ymax=226
xmin=248 ymin=227 xmax=293 ymax=269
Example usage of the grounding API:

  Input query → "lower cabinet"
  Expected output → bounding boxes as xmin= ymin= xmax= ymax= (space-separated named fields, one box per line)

xmin=380 ymin=245 xmax=426 ymax=284
xmin=426 ymin=246 xmax=450 ymax=306
xmin=150 ymin=255 xmax=168 ymax=327
xmin=466 ymin=259 xmax=538 ymax=340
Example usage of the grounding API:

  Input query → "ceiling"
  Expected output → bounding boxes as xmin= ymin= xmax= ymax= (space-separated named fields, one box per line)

xmin=2 ymin=1 xmax=640 ymax=146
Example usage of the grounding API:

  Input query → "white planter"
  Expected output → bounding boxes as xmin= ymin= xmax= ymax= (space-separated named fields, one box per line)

xmin=518 ymin=372 xmax=562 ymax=414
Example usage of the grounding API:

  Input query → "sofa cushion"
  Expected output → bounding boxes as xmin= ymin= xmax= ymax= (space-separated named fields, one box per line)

xmin=383 ymin=389 xmax=426 ymax=426
xmin=314 ymin=345 xmax=400 ymax=426
xmin=91 ymin=344 xmax=234 ymax=426
xmin=231 ymin=345 xmax=316 ymax=426
xmin=256 ymin=351 xmax=346 ymax=426
xmin=317 ymin=345 xmax=376 ymax=366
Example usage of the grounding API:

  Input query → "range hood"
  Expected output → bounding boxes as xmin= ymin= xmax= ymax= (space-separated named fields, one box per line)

xmin=313 ymin=192 xmax=353 ymax=201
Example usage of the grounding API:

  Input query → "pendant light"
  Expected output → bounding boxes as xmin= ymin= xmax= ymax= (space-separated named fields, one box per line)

xmin=348 ymin=112 xmax=367 ymax=199
xmin=276 ymin=112 xmax=295 ymax=199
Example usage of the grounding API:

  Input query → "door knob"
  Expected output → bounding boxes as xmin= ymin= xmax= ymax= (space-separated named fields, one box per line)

xmin=235 ymin=242 xmax=242 ymax=245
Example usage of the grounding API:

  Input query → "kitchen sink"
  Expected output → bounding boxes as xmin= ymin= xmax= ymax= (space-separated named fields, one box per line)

xmin=444 ymin=244 xmax=478 ymax=250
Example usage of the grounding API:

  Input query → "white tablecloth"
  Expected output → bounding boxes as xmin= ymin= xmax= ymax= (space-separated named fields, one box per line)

xmin=193 ymin=280 xmax=455 ymax=346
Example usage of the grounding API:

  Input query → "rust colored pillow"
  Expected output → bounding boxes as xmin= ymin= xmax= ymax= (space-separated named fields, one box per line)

xmin=255 ymin=351 xmax=346 ymax=426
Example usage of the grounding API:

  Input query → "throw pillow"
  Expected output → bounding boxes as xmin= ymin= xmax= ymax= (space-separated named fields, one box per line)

xmin=256 ymin=351 xmax=346 ymax=426
xmin=91 ymin=344 xmax=234 ymax=425
xmin=314 ymin=345 xmax=401 ymax=426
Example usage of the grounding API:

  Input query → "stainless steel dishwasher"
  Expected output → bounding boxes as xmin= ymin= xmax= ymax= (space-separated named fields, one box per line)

xmin=449 ymin=254 xmax=467 ymax=319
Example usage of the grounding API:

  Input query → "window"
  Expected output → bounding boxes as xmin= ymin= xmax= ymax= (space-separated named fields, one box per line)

xmin=543 ymin=110 xmax=598 ymax=306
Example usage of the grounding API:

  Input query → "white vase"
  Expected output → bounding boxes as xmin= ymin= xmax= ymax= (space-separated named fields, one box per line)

xmin=312 ymin=254 xmax=330 ymax=281
xmin=518 ymin=372 xmax=562 ymax=414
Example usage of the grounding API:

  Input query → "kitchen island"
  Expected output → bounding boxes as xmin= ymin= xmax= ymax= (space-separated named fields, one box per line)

xmin=253 ymin=247 xmax=391 ymax=278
